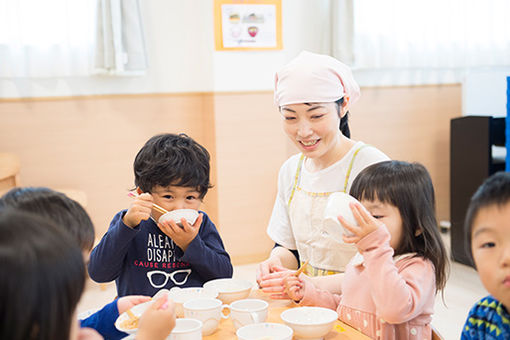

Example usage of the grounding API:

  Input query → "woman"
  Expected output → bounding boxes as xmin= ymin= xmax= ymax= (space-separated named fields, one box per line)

xmin=256 ymin=51 xmax=389 ymax=296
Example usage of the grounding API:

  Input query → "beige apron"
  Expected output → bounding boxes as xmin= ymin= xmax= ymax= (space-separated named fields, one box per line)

xmin=288 ymin=146 xmax=367 ymax=275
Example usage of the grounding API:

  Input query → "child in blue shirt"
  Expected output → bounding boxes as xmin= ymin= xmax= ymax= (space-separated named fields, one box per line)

xmin=462 ymin=172 xmax=510 ymax=339
xmin=0 ymin=187 xmax=155 ymax=340
xmin=88 ymin=133 xmax=233 ymax=297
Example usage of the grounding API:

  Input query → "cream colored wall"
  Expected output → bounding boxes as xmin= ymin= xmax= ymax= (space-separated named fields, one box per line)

xmin=0 ymin=84 xmax=461 ymax=264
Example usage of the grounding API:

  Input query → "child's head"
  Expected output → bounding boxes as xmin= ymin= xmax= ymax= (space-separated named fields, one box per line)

xmin=465 ymin=171 xmax=510 ymax=307
xmin=350 ymin=160 xmax=448 ymax=291
xmin=134 ymin=133 xmax=211 ymax=197
xmin=0 ymin=209 xmax=86 ymax=340
xmin=0 ymin=187 xmax=95 ymax=256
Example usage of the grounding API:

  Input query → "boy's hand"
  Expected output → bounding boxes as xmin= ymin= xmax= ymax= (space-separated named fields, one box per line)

xmin=136 ymin=295 xmax=176 ymax=340
xmin=340 ymin=202 xmax=383 ymax=244
xmin=158 ymin=212 xmax=203 ymax=252
xmin=117 ymin=295 xmax=151 ymax=314
xmin=123 ymin=193 xmax=153 ymax=228
xmin=283 ymin=273 xmax=305 ymax=302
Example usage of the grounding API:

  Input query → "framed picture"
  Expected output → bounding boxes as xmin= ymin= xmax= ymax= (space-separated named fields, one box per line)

xmin=214 ymin=0 xmax=282 ymax=51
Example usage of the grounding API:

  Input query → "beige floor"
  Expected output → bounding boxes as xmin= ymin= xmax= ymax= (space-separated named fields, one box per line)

xmin=79 ymin=231 xmax=487 ymax=339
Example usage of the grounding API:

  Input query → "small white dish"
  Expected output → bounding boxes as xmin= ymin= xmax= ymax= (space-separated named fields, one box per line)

xmin=203 ymin=278 xmax=252 ymax=304
xmin=158 ymin=209 xmax=199 ymax=227
xmin=114 ymin=300 xmax=153 ymax=334
xmin=169 ymin=318 xmax=203 ymax=340
xmin=280 ymin=306 xmax=338 ymax=340
xmin=323 ymin=192 xmax=368 ymax=239
xmin=236 ymin=322 xmax=293 ymax=340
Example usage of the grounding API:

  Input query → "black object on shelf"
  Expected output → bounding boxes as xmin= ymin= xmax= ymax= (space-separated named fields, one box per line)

xmin=450 ymin=115 xmax=505 ymax=266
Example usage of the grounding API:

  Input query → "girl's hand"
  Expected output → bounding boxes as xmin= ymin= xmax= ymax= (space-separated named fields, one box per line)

xmin=117 ymin=295 xmax=151 ymax=315
xmin=340 ymin=202 xmax=383 ymax=244
xmin=283 ymin=274 xmax=305 ymax=302
xmin=123 ymin=193 xmax=153 ymax=228
xmin=158 ymin=213 xmax=203 ymax=252
xmin=137 ymin=295 xmax=176 ymax=340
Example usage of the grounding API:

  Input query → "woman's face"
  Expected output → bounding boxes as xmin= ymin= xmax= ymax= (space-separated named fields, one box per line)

xmin=280 ymin=102 xmax=346 ymax=159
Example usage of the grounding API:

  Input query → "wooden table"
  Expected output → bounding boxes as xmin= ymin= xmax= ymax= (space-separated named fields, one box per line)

xmin=204 ymin=289 xmax=371 ymax=339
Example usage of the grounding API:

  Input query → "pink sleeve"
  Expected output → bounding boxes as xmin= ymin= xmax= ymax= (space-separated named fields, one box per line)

xmin=299 ymin=278 xmax=341 ymax=311
xmin=357 ymin=226 xmax=436 ymax=324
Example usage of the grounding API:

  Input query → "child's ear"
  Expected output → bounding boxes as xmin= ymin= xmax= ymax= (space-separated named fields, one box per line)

xmin=136 ymin=187 xmax=143 ymax=195
xmin=415 ymin=229 xmax=423 ymax=237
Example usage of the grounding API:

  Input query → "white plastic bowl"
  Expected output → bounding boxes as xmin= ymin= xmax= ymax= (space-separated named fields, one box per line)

xmin=280 ymin=307 xmax=338 ymax=340
xmin=114 ymin=300 xmax=153 ymax=334
xmin=158 ymin=209 xmax=199 ymax=227
xmin=236 ymin=322 xmax=293 ymax=340
xmin=203 ymin=278 xmax=252 ymax=304
xmin=323 ymin=192 xmax=369 ymax=239
xmin=169 ymin=318 xmax=203 ymax=340
xmin=167 ymin=286 xmax=218 ymax=317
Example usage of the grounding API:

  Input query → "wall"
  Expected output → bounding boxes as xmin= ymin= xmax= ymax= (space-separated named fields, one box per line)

xmin=0 ymin=84 xmax=461 ymax=264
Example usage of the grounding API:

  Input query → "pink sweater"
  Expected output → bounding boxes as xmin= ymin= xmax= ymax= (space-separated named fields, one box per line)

xmin=299 ymin=226 xmax=436 ymax=339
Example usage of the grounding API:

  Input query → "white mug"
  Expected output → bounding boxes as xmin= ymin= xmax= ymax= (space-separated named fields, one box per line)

xmin=229 ymin=299 xmax=268 ymax=330
xmin=168 ymin=318 xmax=202 ymax=340
xmin=183 ymin=298 xmax=229 ymax=336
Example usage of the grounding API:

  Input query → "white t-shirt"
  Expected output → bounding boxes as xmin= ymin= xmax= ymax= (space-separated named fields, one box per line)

xmin=267 ymin=141 xmax=389 ymax=250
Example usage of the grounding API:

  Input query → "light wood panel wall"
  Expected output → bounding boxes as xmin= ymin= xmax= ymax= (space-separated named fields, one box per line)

xmin=0 ymin=85 xmax=461 ymax=264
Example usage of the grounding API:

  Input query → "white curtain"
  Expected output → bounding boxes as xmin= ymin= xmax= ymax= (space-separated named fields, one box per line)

xmin=0 ymin=0 xmax=96 ymax=78
xmin=94 ymin=0 xmax=147 ymax=76
xmin=333 ymin=0 xmax=510 ymax=69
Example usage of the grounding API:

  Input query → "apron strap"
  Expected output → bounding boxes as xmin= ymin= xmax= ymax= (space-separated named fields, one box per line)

xmin=342 ymin=144 xmax=370 ymax=193
xmin=287 ymin=154 xmax=305 ymax=206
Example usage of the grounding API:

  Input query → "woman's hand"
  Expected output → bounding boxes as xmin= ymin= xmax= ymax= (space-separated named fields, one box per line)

xmin=256 ymin=255 xmax=283 ymax=285
xmin=158 ymin=213 xmax=203 ymax=252
xmin=340 ymin=202 xmax=383 ymax=244
xmin=283 ymin=274 xmax=305 ymax=302
xmin=116 ymin=295 xmax=151 ymax=315
xmin=136 ymin=295 xmax=176 ymax=340
xmin=123 ymin=193 xmax=153 ymax=228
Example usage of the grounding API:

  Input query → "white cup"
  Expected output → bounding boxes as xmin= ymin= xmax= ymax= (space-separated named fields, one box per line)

xmin=229 ymin=299 xmax=268 ymax=330
xmin=183 ymin=298 xmax=229 ymax=336
xmin=168 ymin=318 xmax=202 ymax=340
xmin=166 ymin=286 xmax=218 ymax=318
xmin=236 ymin=322 xmax=293 ymax=340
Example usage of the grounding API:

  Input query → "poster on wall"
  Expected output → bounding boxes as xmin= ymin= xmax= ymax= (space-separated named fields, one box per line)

xmin=214 ymin=0 xmax=282 ymax=51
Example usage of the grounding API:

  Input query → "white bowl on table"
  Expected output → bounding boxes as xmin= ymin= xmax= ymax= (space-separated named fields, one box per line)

xmin=236 ymin=322 xmax=293 ymax=340
xmin=166 ymin=286 xmax=218 ymax=318
xmin=158 ymin=209 xmax=199 ymax=227
xmin=280 ymin=306 xmax=338 ymax=340
xmin=203 ymin=278 xmax=252 ymax=304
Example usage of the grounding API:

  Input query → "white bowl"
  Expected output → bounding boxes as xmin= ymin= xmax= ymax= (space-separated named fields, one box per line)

xmin=158 ymin=209 xmax=199 ymax=227
xmin=203 ymin=278 xmax=252 ymax=304
xmin=167 ymin=286 xmax=218 ymax=317
xmin=280 ymin=307 xmax=338 ymax=340
xmin=236 ymin=322 xmax=293 ymax=340
xmin=114 ymin=300 xmax=153 ymax=334
xmin=323 ymin=192 xmax=368 ymax=239
xmin=169 ymin=318 xmax=203 ymax=340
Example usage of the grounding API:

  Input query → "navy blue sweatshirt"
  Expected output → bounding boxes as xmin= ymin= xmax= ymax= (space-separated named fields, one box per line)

xmin=88 ymin=210 xmax=233 ymax=297
xmin=80 ymin=300 xmax=127 ymax=340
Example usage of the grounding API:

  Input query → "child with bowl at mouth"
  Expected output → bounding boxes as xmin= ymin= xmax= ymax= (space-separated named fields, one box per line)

xmin=88 ymin=133 xmax=233 ymax=297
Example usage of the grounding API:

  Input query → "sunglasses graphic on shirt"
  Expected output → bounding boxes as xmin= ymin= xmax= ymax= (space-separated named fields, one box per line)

xmin=146 ymin=269 xmax=192 ymax=288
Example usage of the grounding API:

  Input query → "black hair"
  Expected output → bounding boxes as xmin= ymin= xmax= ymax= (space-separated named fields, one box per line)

xmin=0 ymin=209 xmax=85 ymax=340
xmin=0 ymin=187 xmax=95 ymax=252
xmin=464 ymin=171 xmax=510 ymax=266
xmin=349 ymin=160 xmax=449 ymax=291
xmin=134 ymin=133 xmax=212 ymax=198
xmin=335 ymin=97 xmax=350 ymax=138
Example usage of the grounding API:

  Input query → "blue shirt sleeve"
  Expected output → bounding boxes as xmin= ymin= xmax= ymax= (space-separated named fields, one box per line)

xmin=80 ymin=300 xmax=128 ymax=340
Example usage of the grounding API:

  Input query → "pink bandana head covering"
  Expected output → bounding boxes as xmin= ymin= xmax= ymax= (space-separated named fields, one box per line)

xmin=274 ymin=51 xmax=360 ymax=107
